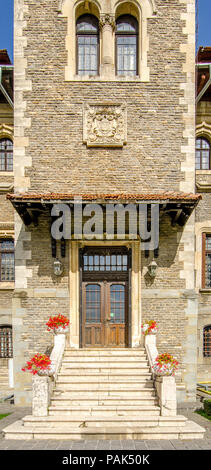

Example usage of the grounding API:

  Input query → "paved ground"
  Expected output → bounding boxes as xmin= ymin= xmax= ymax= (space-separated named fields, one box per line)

xmin=0 ymin=403 xmax=211 ymax=450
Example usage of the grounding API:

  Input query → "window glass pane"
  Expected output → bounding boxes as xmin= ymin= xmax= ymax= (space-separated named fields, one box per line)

xmin=85 ymin=284 xmax=101 ymax=323
xmin=1 ymin=253 xmax=15 ymax=281
xmin=196 ymin=138 xmax=210 ymax=169
xmin=0 ymin=139 xmax=13 ymax=171
xmin=0 ymin=327 xmax=13 ymax=358
xmin=83 ymin=250 xmax=129 ymax=272
xmin=0 ymin=154 xmax=6 ymax=170
xmin=116 ymin=16 xmax=138 ymax=76
xmin=0 ymin=240 xmax=14 ymax=251
xmin=77 ymin=15 xmax=99 ymax=75
xmin=204 ymin=325 xmax=211 ymax=357
xmin=116 ymin=15 xmax=138 ymax=33
xmin=205 ymin=253 xmax=211 ymax=288
xmin=202 ymin=139 xmax=210 ymax=149
xmin=0 ymin=240 xmax=14 ymax=282
xmin=77 ymin=15 xmax=98 ymax=33
xmin=110 ymin=284 xmax=125 ymax=323
xmin=206 ymin=236 xmax=211 ymax=250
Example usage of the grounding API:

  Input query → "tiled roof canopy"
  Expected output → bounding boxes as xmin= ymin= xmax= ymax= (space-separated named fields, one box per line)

xmin=7 ymin=192 xmax=201 ymax=202
xmin=7 ymin=192 xmax=201 ymax=229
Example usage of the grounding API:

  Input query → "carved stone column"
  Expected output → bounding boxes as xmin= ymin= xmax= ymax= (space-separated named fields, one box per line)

xmin=100 ymin=14 xmax=115 ymax=78
xmin=155 ymin=376 xmax=177 ymax=417
xmin=32 ymin=376 xmax=52 ymax=417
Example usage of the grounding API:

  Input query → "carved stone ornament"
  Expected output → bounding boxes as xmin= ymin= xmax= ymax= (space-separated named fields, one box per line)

xmin=83 ymin=103 xmax=127 ymax=147
xmin=99 ymin=14 xmax=115 ymax=30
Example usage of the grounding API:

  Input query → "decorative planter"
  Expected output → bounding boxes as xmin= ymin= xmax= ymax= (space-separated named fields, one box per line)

xmin=153 ymin=364 xmax=176 ymax=376
xmin=36 ymin=366 xmax=55 ymax=377
xmin=152 ymin=353 xmax=179 ymax=377
xmin=53 ymin=326 xmax=69 ymax=335
xmin=46 ymin=315 xmax=70 ymax=334
xmin=142 ymin=321 xmax=158 ymax=336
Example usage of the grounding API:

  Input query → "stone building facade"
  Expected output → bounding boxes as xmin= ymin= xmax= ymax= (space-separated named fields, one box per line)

xmin=8 ymin=0 xmax=199 ymax=408
xmin=195 ymin=46 xmax=211 ymax=382
xmin=0 ymin=49 xmax=14 ymax=395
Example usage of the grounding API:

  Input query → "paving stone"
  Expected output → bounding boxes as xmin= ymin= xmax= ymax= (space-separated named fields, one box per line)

xmin=170 ymin=440 xmax=191 ymax=450
xmin=97 ymin=441 xmax=111 ymax=450
xmin=71 ymin=441 xmax=86 ymax=450
xmin=145 ymin=441 xmax=163 ymax=450
xmin=110 ymin=440 xmax=122 ymax=449
xmin=121 ymin=440 xmax=136 ymax=449
xmin=159 ymin=441 xmax=175 ymax=450
xmin=134 ymin=441 xmax=148 ymax=450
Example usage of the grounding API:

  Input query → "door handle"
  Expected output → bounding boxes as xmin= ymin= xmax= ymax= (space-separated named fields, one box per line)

xmin=107 ymin=313 xmax=114 ymax=322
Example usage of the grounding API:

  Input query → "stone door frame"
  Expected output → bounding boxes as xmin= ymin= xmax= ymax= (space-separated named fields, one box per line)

xmin=69 ymin=240 xmax=142 ymax=348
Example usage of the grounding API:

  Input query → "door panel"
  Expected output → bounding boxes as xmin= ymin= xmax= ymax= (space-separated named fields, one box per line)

xmin=105 ymin=282 xmax=128 ymax=348
xmin=82 ymin=282 xmax=105 ymax=348
xmin=82 ymin=280 xmax=128 ymax=347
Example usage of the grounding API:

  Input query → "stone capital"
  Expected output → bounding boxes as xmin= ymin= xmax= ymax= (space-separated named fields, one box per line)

xmin=99 ymin=14 xmax=115 ymax=30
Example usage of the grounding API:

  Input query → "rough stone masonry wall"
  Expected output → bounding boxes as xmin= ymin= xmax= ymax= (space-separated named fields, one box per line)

xmin=23 ymin=0 xmax=187 ymax=193
xmin=195 ymin=100 xmax=211 ymax=381
xmin=13 ymin=0 xmax=196 ymax=405
xmin=0 ymin=88 xmax=14 ymax=339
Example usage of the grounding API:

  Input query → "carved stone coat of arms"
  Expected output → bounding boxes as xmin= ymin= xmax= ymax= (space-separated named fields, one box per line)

xmin=83 ymin=103 xmax=127 ymax=147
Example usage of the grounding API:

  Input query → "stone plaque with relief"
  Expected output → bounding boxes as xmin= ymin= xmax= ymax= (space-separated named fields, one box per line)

xmin=83 ymin=103 xmax=127 ymax=147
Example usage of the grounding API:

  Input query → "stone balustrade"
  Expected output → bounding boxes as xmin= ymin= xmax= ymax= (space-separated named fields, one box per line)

xmin=32 ymin=333 xmax=66 ymax=417
xmin=145 ymin=333 xmax=177 ymax=417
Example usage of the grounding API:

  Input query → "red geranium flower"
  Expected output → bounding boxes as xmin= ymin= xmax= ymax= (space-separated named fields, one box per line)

xmin=22 ymin=353 xmax=51 ymax=375
xmin=46 ymin=314 xmax=69 ymax=331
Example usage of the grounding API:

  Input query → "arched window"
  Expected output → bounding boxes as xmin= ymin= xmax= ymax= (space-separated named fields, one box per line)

xmin=196 ymin=137 xmax=211 ymax=170
xmin=203 ymin=325 xmax=211 ymax=357
xmin=115 ymin=15 xmax=138 ymax=76
xmin=0 ymin=138 xmax=13 ymax=171
xmin=76 ymin=14 xmax=99 ymax=76
xmin=0 ymin=325 xmax=13 ymax=358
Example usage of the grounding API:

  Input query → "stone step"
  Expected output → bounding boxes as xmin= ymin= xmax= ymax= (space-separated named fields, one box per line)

xmin=49 ymin=402 xmax=160 ymax=413
xmin=50 ymin=397 xmax=158 ymax=406
xmin=22 ymin=414 xmax=188 ymax=428
xmin=62 ymin=360 xmax=149 ymax=366
xmin=56 ymin=373 xmax=153 ymax=385
xmin=60 ymin=367 xmax=151 ymax=375
xmin=65 ymin=348 xmax=145 ymax=353
xmin=62 ymin=357 xmax=148 ymax=363
xmin=53 ymin=389 xmax=156 ymax=398
xmin=3 ymin=419 xmax=205 ymax=440
xmin=55 ymin=381 xmax=154 ymax=390
xmin=64 ymin=351 xmax=146 ymax=357
xmin=58 ymin=370 xmax=152 ymax=377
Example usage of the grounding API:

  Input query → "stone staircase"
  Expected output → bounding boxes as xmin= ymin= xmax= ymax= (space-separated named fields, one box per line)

xmin=3 ymin=348 xmax=205 ymax=439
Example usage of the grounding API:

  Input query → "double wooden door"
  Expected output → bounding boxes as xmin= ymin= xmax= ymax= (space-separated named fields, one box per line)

xmin=82 ymin=280 xmax=129 ymax=348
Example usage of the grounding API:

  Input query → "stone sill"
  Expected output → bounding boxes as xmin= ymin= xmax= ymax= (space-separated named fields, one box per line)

xmin=0 ymin=172 xmax=14 ymax=177
xmin=199 ymin=288 xmax=211 ymax=294
xmin=0 ymin=282 xmax=14 ymax=290
xmin=196 ymin=170 xmax=211 ymax=175
xmin=65 ymin=74 xmax=148 ymax=83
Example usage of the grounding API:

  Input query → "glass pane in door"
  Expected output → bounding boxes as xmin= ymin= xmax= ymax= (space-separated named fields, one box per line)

xmin=110 ymin=284 xmax=125 ymax=323
xmin=85 ymin=284 xmax=101 ymax=323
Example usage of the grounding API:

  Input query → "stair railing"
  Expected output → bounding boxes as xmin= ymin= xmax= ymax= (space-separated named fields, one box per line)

xmin=144 ymin=334 xmax=177 ymax=416
xmin=32 ymin=333 xmax=66 ymax=417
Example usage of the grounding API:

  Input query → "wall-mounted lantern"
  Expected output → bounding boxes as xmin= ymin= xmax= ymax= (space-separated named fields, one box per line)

xmin=148 ymin=260 xmax=158 ymax=278
xmin=53 ymin=258 xmax=63 ymax=276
